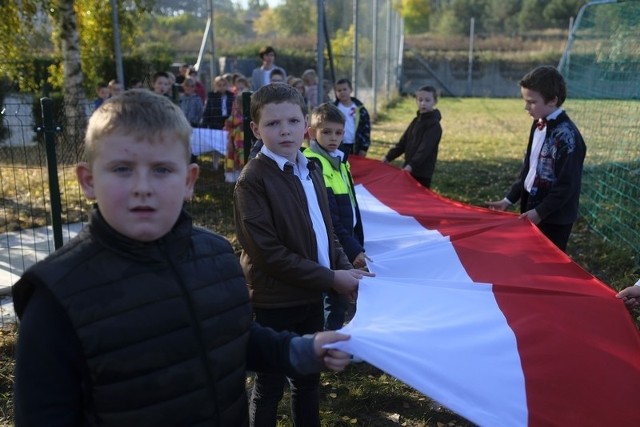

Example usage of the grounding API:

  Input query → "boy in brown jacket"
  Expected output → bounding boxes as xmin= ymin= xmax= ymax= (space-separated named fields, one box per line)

xmin=234 ymin=83 xmax=374 ymax=426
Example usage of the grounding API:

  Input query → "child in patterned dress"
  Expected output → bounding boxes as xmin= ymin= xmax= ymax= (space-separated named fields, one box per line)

xmin=223 ymin=91 xmax=249 ymax=183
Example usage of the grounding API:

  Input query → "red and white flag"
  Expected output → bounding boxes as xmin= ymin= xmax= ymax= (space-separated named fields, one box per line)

xmin=331 ymin=157 xmax=640 ymax=426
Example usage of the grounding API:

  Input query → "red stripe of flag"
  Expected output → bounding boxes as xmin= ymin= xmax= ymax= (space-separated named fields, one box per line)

xmin=350 ymin=156 xmax=640 ymax=426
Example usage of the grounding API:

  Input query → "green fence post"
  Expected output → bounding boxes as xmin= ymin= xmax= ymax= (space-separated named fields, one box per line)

xmin=38 ymin=97 xmax=64 ymax=250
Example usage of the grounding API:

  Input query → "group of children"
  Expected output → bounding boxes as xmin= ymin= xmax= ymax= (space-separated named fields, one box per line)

xmin=250 ymin=45 xmax=333 ymax=109
xmin=383 ymin=66 xmax=589 ymax=255
xmin=93 ymin=43 xmax=375 ymax=188
xmin=47 ymin=69 xmax=379 ymax=426
xmin=15 ymin=85 xmax=369 ymax=426
xmin=145 ymin=46 xmax=368 ymax=185
xmin=15 ymin=65 xmax=640 ymax=426
xmin=91 ymin=80 xmax=125 ymax=110
xmin=27 ymin=63 xmax=381 ymax=424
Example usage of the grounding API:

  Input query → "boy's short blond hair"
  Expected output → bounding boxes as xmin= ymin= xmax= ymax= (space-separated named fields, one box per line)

xmin=84 ymin=89 xmax=192 ymax=164
xmin=310 ymin=103 xmax=345 ymax=129
xmin=250 ymin=83 xmax=308 ymax=125
xmin=214 ymin=75 xmax=228 ymax=87
xmin=289 ymin=77 xmax=304 ymax=88
xmin=301 ymin=69 xmax=317 ymax=85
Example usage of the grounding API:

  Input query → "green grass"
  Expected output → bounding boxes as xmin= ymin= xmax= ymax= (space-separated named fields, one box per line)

xmin=372 ymin=97 xmax=529 ymax=205
xmin=1 ymin=96 xmax=638 ymax=426
xmin=368 ymin=96 xmax=639 ymax=289
xmin=0 ymin=327 xmax=15 ymax=425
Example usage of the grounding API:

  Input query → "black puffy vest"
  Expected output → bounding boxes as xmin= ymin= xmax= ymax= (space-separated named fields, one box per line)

xmin=13 ymin=209 xmax=252 ymax=426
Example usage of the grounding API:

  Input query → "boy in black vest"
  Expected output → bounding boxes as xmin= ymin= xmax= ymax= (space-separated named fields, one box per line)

xmin=12 ymin=89 xmax=353 ymax=426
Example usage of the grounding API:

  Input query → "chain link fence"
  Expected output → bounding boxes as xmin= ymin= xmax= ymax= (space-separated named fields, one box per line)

xmin=558 ymin=0 xmax=640 ymax=261
xmin=323 ymin=0 xmax=403 ymax=117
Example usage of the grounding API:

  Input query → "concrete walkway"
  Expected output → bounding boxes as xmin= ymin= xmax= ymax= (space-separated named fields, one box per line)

xmin=0 ymin=223 xmax=85 ymax=325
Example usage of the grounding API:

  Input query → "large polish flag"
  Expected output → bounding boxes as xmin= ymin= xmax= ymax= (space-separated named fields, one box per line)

xmin=330 ymin=157 xmax=640 ymax=426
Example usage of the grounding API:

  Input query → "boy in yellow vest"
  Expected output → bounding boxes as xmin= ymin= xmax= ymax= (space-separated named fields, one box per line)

xmin=304 ymin=103 xmax=367 ymax=330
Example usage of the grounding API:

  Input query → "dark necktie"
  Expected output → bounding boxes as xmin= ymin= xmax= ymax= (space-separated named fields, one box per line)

xmin=536 ymin=118 xmax=547 ymax=131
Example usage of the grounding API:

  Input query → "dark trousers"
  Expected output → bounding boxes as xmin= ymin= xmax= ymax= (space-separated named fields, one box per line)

xmin=412 ymin=174 xmax=432 ymax=189
xmin=537 ymin=222 xmax=574 ymax=253
xmin=324 ymin=291 xmax=349 ymax=330
xmin=250 ymin=303 xmax=324 ymax=427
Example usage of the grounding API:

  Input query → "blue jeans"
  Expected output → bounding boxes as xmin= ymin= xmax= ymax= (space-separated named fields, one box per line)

xmin=250 ymin=303 xmax=324 ymax=427
xmin=324 ymin=290 xmax=349 ymax=331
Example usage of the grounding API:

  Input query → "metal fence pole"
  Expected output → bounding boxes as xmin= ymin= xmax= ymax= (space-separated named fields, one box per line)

xmin=372 ymin=0 xmax=378 ymax=116
xmin=352 ymin=0 xmax=359 ymax=98
xmin=467 ymin=17 xmax=475 ymax=96
xmin=38 ymin=97 xmax=64 ymax=250
xmin=317 ymin=0 xmax=325 ymax=104
xmin=243 ymin=91 xmax=252 ymax=164
xmin=110 ymin=0 xmax=125 ymax=88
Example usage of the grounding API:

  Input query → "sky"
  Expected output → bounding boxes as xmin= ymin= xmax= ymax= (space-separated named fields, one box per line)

xmin=233 ymin=0 xmax=284 ymax=9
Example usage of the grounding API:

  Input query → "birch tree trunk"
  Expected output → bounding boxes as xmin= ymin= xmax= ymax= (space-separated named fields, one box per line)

xmin=58 ymin=0 xmax=87 ymax=146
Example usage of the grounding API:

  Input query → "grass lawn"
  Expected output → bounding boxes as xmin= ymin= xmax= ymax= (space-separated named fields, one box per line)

xmin=368 ymin=96 xmax=639 ymax=292
xmin=0 ymin=95 xmax=638 ymax=426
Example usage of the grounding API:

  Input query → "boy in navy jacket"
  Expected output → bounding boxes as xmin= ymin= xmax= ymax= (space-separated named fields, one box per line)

xmin=487 ymin=65 xmax=586 ymax=252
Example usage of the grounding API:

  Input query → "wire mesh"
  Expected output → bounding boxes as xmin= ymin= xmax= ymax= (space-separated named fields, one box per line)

xmin=324 ymin=0 xmax=403 ymax=116
xmin=0 ymin=96 xmax=90 ymax=298
xmin=558 ymin=0 xmax=640 ymax=261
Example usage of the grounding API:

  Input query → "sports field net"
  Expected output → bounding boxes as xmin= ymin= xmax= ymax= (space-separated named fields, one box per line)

xmin=558 ymin=0 xmax=640 ymax=261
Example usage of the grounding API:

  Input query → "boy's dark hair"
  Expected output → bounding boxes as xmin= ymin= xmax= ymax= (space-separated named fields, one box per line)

xmin=335 ymin=78 xmax=352 ymax=90
xmin=232 ymin=72 xmax=243 ymax=84
xmin=235 ymin=76 xmax=250 ymax=88
xmin=416 ymin=85 xmax=438 ymax=102
xmin=270 ymin=69 xmax=285 ymax=78
xmin=519 ymin=65 xmax=566 ymax=107
xmin=310 ymin=103 xmax=345 ymax=128
xmin=96 ymin=82 xmax=108 ymax=90
xmin=152 ymin=71 xmax=170 ymax=83
xmin=259 ymin=45 xmax=276 ymax=59
xmin=250 ymin=83 xmax=308 ymax=124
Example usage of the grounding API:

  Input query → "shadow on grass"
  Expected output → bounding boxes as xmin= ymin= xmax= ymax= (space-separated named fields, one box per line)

xmin=318 ymin=363 xmax=476 ymax=427
xmin=246 ymin=363 xmax=476 ymax=427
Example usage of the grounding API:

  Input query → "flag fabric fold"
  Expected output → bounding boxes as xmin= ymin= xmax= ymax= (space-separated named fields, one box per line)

xmin=330 ymin=157 xmax=640 ymax=426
